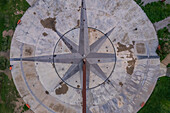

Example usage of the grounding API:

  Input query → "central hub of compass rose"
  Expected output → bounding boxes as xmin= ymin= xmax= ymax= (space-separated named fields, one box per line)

xmin=53 ymin=26 xmax=116 ymax=90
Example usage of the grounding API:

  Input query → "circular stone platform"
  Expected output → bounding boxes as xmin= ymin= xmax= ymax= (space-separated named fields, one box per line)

xmin=10 ymin=0 xmax=161 ymax=113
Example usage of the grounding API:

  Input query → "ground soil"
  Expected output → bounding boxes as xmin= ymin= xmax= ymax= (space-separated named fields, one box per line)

xmin=2 ymin=30 xmax=14 ymax=38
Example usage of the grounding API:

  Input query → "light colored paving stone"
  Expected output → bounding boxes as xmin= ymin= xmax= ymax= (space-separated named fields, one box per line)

xmin=162 ymin=53 xmax=170 ymax=66
xmin=141 ymin=0 xmax=160 ymax=6
xmin=154 ymin=17 xmax=170 ymax=31
xmin=141 ymin=0 xmax=170 ymax=6
xmin=160 ymin=63 xmax=167 ymax=77
xmin=165 ymin=0 xmax=170 ymax=4
xmin=10 ymin=0 xmax=162 ymax=113
xmin=26 ymin=0 xmax=37 ymax=6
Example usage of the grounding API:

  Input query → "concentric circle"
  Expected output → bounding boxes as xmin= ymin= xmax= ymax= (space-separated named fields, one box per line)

xmin=10 ymin=0 xmax=161 ymax=112
xmin=53 ymin=27 xmax=116 ymax=89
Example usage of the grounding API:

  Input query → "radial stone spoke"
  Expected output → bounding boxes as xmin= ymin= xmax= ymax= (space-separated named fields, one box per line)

xmin=56 ymin=30 xmax=78 ymax=53
xmin=90 ymin=27 xmax=115 ymax=52
xmin=54 ymin=53 xmax=82 ymax=64
xmin=54 ymin=64 xmax=79 ymax=89
xmin=86 ymin=53 xmax=116 ymax=64
xmin=62 ymin=64 xmax=79 ymax=81
xmin=10 ymin=55 xmax=53 ymax=62
xmin=91 ymin=64 xmax=108 ymax=81
xmin=137 ymin=55 xmax=159 ymax=59
xmin=79 ymin=0 xmax=90 ymax=56
xmin=11 ymin=53 xmax=82 ymax=64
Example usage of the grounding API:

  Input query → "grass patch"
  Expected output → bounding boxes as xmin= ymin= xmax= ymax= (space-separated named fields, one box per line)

xmin=138 ymin=76 xmax=170 ymax=113
xmin=23 ymin=104 xmax=29 ymax=111
xmin=167 ymin=64 xmax=170 ymax=68
xmin=0 ymin=56 xmax=9 ymax=70
xmin=0 ymin=0 xmax=30 ymax=51
xmin=156 ymin=27 xmax=170 ymax=61
xmin=0 ymin=72 xmax=20 ymax=113
xmin=134 ymin=0 xmax=144 ymax=6
xmin=134 ymin=1 xmax=170 ymax=23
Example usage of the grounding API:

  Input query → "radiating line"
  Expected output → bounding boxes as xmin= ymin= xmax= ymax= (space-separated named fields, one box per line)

xmin=79 ymin=0 xmax=90 ymax=56
xmin=54 ymin=64 xmax=79 ymax=89
xmin=86 ymin=53 xmax=116 ymax=64
xmin=91 ymin=64 xmax=107 ymax=81
xmin=55 ymin=30 xmax=78 ymax=53
xmin=137 ymin=55 xmax=159 ymax=59
xmin=90 ymin=27 xmax=115 ymax=52
xmin=10 ymin=53 xmax=82 ymax=64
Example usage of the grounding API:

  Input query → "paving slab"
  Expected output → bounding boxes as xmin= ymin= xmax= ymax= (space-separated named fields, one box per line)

xmin=26 ymin=0 xmax=37 ymax=6
xmin=154 ymin=17 xmax=170 ymax=31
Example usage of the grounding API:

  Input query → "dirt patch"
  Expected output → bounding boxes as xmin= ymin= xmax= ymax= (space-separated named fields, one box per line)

xmin=126 ymin=51 xmax=136 ymax=75
xmin=40 ymin=17 xmax=56 ymax=32
xmin=55 ymin=84 xmax=68 ymax=95
xmin=14 ymin=9 xmax=24 ymax=15
xmin=88 ymin=28 xmax=103 ymax=45
xmin=136 ymin=43 xmax=146 ymax=54
xmin=53 ymin=104 xmax=65 ymax=112
xmin=43 ymin=32 xmax=48 ymax=36
xmin=50 ymin=103 xmax=76 ymax=113
xmin=132 ymin=41 xmax=135 ymax=45
xmin=119 ymin=82 xmax=123 ymax=87
xmin=14 ymin=98 xmax=25 ymax=113
xmin=126 ymin=59 xmax=136 ymax=75
xmin=24 ymin=47 xmax=33 ymax=56
xmin=117 ymin=42 xmax=136 ymax=75
xmin=117 ymin=42 xmax=133 ymax=52
xmin=77 ymin=85 xmax=80 ymax=88
xmin=3 ymin=30 xmax=14 ymax=37
xmin=77 ymin=20 xmax=80 ymax=27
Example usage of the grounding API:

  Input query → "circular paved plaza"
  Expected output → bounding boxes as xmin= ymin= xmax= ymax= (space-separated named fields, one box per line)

xmin=10 ymin=0 xmax=161 ymax=113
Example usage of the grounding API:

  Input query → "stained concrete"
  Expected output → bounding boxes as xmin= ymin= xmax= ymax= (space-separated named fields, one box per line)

xmin=10 ymin=0 xmax=162 ymax=113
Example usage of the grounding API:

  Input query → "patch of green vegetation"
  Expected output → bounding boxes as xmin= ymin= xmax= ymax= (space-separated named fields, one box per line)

xmin=0 ymin=104 xmax=14 ymax=113
xmin=23 ymin=104 xmax=29 ymax=111
xmin=167 ymin=64 xmax=170 ymax=68
xmin=134 ymin=0 xmax=144 ymax=6
xmin=156 ymin=27 xmax=170 ymax=61
xmin=0 ymin=56 xmax=9 ymax=70
xmin=134 ymin=1 xmax=170 ymax=23
xmin=0 ymin=73 xmax=20 ymax=113
xmin=0 ymin=0 xmax=30 ymax=51
xmin=138 ymin=76 xmax=170 ymax=113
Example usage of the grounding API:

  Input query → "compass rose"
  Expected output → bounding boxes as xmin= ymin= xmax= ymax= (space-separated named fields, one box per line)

xmin=11 ymin=0 xmax=117 ymax=112
xmin=11 ymin=0 xmax=116 ymax=90
xmin=10 ymin=0 xmax=161 ymax=113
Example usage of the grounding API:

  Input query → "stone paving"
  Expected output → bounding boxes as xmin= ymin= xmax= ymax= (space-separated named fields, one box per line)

xmin=10 ymin=0 xmax=164 ymax=113
xmin=141 ymin=0 xmax=159 ymax=6
xmin=154 ymin=17 xmax=170 ymax=31
xmin=26 ymin=0 xmax=37 ymax=6
xmin=162 ymin=54 xmax=170 ymax=66
xmin=141 ymin=0 xmax=170 ymax=6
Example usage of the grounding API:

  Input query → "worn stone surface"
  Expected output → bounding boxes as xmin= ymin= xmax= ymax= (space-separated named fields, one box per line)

xmin=154 ymin=17 xmax=170 ymax=31
xmin=10 ymin=0 xmax=161 ymax=113
xmin=161 ymin=53 xmax=170 ymax=66
xmin=26 ymin=0 xmax=37 ymax=6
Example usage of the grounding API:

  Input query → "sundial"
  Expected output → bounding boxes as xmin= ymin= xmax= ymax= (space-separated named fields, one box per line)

xmin=10 ymin=0 xmax=161 ymax=113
